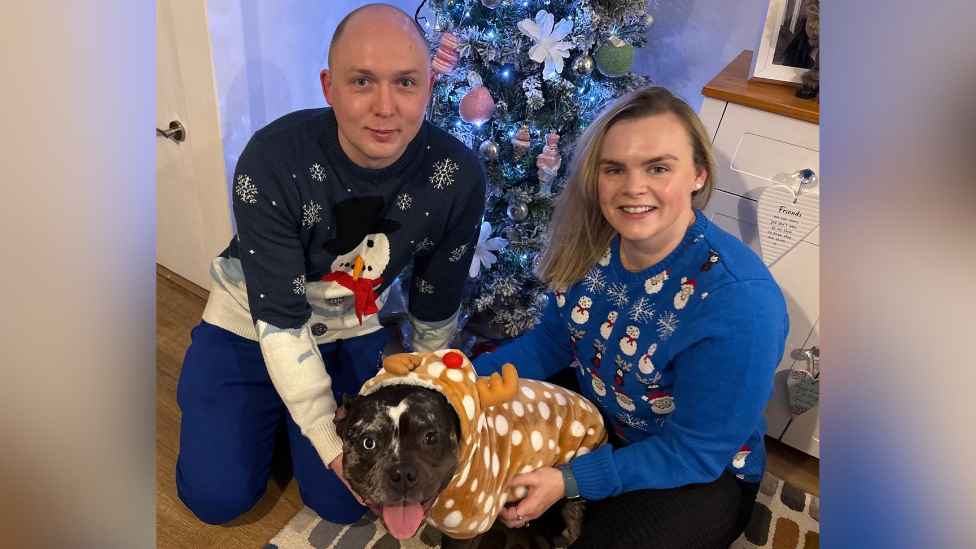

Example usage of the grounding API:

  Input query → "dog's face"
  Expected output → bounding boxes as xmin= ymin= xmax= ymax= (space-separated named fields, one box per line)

xmin=335 ymin=385 xmax=461 ymax=539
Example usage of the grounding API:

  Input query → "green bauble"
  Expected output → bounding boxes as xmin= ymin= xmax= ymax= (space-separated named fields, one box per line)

xmin=594 ymin=37 xmax=636 ymax=77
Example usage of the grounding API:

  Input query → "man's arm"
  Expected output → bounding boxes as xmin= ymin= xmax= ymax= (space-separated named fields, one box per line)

xmin=407 ymin=154 xmax=486 ymax=352
xmin=232 ymin=142 xmax=344 ymax=467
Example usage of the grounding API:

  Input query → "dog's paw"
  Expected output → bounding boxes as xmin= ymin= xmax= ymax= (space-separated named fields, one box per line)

xmin=383 ymin=353 xmax=425 ymax=375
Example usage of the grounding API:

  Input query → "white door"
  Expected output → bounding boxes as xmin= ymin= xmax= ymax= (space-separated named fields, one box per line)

xmin=157 ymin=0 xmax=233 ymax=290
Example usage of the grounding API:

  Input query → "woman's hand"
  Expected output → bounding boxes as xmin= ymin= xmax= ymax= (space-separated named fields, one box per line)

xmin=498 ymin=466 xmax=565 ymax=528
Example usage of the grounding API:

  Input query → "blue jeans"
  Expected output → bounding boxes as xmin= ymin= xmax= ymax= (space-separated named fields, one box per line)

xmin=175 ymin=321 xmax=389 ymax=525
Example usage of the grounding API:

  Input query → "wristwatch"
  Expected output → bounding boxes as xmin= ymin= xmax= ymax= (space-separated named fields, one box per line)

xmin=557 ymin=463 xmax=581 ymax=500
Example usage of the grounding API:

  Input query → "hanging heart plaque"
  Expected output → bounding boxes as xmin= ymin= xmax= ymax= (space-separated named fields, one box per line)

xmin=787 ymin=369 xmax=820 ymax=418
xmin=756 ymin=185 xmax=820 ymax=266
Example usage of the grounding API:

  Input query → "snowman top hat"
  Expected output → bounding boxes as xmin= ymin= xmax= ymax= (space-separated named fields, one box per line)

xmin=323 ymin=196 xmax=401 ymax=256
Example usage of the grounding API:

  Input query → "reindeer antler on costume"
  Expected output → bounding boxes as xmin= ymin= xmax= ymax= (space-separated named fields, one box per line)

xmin=383 ymin=353 xmax=425 ymax=375
xmin=475 ymin=363 xmax=519 ymax=408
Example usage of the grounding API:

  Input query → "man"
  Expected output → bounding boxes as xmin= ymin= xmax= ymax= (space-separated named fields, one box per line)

xmin=175 ymin=3 xmax=486 ymax=525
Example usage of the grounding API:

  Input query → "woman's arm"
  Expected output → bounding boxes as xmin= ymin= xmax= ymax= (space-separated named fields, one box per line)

xmin=471 ymin=293 xmax=577 ymax=380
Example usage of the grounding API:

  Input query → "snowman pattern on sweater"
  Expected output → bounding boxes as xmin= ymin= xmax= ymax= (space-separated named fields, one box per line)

xmin=319 ymin=196 xmax=400 ymax=324
xmin=553 ymin=235 xmax=770 ymax=482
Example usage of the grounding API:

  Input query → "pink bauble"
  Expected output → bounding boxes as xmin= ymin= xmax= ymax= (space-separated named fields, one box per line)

xmin=459 ymin=86 xmax=495 ymax=124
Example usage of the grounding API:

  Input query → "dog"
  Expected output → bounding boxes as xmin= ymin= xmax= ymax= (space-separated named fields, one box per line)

xmin=334 ymin=349 xmax=608 ymax=548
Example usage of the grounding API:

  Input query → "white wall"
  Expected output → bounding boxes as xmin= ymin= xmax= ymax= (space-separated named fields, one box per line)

xmin=634 ymin=0 xmax=769 ymax=110
xmin=205 ymin=0 xmax=422 ymax=225
xmin=205 ymin=0 xmax=768 ymax=204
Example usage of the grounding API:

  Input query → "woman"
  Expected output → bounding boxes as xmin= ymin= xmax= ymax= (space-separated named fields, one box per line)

xmin=472 ymin=87 xmax=789 ymax=548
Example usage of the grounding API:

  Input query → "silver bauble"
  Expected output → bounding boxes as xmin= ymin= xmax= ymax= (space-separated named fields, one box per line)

xmin=507 ymin=200 xmax=529 ymax=221
xmin=443 ymin=0 xmax=461 ymax=11
xmin=478 ymin=140 xmax=500 ymax=160
xmin=573 ymin=54 xmax=595 ymax=76
xmin=481 ymin=0 xmax=502 ymax=8
xmin=641 ymin=14 xmax=655 ymax=27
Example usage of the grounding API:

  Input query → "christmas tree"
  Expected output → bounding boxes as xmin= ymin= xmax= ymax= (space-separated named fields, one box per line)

xmin=417 ymin=0 xmax=654 ymax=339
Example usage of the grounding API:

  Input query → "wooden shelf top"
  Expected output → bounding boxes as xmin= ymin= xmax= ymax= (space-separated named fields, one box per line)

xmin=702 ymin=50 xmax=819 ymax=124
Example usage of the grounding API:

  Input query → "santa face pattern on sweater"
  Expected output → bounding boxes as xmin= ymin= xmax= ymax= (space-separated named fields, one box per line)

xmin=644 ymin=269 xmax=669 ymax=294
xmin=361 ymin=350 xmax=607 ymax=540
xmin=673 ymin=277 xmax=696 ymax=310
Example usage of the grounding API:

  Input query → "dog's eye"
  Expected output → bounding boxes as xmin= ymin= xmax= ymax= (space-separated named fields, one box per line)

xmin=424 ymin=432 xmax=438 ymax=445
xmin=362 ymin=437 xmax=376 ymax=450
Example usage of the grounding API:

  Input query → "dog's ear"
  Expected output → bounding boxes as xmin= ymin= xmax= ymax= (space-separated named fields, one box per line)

xmin=333 ymin=393 xmax=357 ymax=437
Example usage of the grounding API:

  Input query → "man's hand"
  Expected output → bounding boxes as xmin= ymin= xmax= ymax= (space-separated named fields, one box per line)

xmin=498 ymin=466 xmax=565 ymax=528
xmin=329 ymin=454 xmax=374 ymax=507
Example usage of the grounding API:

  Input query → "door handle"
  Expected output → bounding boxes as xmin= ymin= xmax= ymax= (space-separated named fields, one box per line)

xmin=156 ymin=120 xmax=186 ymax=143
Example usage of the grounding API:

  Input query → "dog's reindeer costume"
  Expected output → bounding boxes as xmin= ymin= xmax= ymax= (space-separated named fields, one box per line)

xmin=361 ymin=349 xmax=607 ymax=540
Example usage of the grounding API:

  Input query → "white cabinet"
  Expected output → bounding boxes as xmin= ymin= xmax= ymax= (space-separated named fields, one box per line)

xmin=699 ymin=51 xmax=820 ymax=457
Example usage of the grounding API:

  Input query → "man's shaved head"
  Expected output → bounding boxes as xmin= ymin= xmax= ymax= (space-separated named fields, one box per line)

xmin=328 ymin=3 xmax=428 ymax=68
xmin=319 ymin=2 xmax=435 ymax=170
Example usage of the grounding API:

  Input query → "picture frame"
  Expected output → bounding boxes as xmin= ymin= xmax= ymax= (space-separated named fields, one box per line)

xmin=750 ymin=0 xmax=816 ymax=85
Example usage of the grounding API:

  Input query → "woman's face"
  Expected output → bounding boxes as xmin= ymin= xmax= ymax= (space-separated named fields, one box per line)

xmin=596 ymin=113 xmax=706 ymax=255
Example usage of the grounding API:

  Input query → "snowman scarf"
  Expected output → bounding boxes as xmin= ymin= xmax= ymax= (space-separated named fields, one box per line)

xmin=321 ymin=271 xmax=384 ymax=324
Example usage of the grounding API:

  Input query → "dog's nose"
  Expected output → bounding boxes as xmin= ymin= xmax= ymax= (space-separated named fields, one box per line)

xmin=388 ymin=464 xmax=419 ymax=490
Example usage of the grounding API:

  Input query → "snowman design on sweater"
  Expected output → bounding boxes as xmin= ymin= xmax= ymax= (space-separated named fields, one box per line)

xmin=320 ymin=197 xmax=400 ymax=324
xmin=618 ymin=325 xmax=640 ymax=356
xmin=638 ymin=343 xmax=658 ymax=374
xmin=572 ymin=296 xmax=592 ymax=324
xmin=600 ymin=311 xmax=618 ymax=339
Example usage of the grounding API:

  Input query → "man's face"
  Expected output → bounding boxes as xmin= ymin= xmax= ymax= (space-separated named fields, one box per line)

xmin=321 ymin=11 xmax=434 ymax=170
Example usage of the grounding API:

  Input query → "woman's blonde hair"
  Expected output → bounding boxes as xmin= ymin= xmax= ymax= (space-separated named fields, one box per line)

xmin=535 ymin=86 xmax=717 ymax=291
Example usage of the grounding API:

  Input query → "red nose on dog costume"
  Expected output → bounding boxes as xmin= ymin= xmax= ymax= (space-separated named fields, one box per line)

xmin=362 ymin=350 xmax=608 ymax=540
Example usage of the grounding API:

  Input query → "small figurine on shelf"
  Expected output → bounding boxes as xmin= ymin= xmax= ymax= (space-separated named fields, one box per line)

xmin=795 ymin=0 xmax=819 ymax=101
xmin=535 ymin=131 xmax=561 ymax=195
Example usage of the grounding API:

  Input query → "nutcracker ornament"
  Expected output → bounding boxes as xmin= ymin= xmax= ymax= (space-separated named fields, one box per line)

xmin=535 ymin=131 xmax=561 ymax=195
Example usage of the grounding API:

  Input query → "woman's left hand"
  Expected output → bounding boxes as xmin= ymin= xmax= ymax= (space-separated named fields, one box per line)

xmin=498 ymin=466 xmax=565 ymax=528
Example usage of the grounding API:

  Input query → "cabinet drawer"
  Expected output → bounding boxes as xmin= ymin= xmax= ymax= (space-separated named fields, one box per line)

xmin=703 ymin=189 xmax=819 ymax=452
xmin=710 ymin=103 xmax=819 ymax=200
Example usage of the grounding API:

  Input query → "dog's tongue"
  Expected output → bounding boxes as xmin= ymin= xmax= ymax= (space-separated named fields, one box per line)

xmin=382 ymin=501 xmax=425 ymax=539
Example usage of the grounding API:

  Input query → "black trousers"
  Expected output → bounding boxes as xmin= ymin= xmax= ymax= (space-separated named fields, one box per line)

xmin=542 ymin=369 xmax=760 ymax=549
xmin=570 ymin=471 xmax=759 ymax=549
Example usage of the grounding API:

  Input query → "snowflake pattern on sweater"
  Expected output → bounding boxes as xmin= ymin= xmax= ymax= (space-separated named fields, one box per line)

xmin=207 ymin=108 xmax=486 ymax=341
xmin=473 ymin=211 xmax=790 ymax=498
xmin=202 ymin=108 xmax=488 ymax=469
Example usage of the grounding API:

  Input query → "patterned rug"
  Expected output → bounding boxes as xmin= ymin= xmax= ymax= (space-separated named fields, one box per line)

xmin=265 ymin=472 xmax=818 ymax=549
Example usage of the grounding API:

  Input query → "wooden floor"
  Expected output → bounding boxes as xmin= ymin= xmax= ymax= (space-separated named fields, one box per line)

xmin=156 ymin=266 xmax=819 ymax=549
